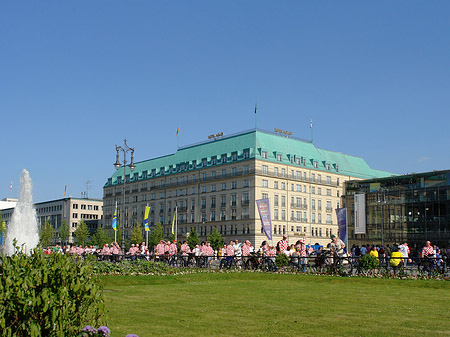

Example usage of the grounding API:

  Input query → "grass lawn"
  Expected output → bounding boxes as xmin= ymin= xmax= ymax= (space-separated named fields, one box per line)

xmin=101 ymin=272 xmax=450 ymax=337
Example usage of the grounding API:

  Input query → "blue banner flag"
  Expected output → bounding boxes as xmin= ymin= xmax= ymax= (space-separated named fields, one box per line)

xmin=256 ymin=198 xmax=273 ymax=241
xmin=144 ymin=206 xmax=150 ymax=231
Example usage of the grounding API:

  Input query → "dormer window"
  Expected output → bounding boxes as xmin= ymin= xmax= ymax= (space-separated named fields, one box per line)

xmin=262 ymin=151 xmax=267 ymax=159
xmin=232 ymin=152 xmax=237 ymax=161
xmin=244 ymin=149 xmax=250 ymax=159
xmin=202 ymin=158 xmax=207 ymax=167
xmin=296 ymin=158 xmax=301 ymax=165
xmin=277 ymin=154 xmax=282 ymax=162
xmin=314 ymin=161 xmax=318 ymax=168
xmin=212 ymin=157 xmax=217 ymax=165
xmin=192 ymin=161 xmax=197 ymax=169
xmin=221 ymin=154 xmax=227 ymax=164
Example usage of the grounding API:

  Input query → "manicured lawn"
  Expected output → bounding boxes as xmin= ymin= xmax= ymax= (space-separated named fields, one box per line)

xmin=101 ymin=272 xmax=450 ymax=337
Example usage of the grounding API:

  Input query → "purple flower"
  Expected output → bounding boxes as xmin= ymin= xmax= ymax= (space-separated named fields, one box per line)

xmin=97 ymin=326 xmax=111 ymax=336
xmin=125 ymin=335 xmax=139 ymax=337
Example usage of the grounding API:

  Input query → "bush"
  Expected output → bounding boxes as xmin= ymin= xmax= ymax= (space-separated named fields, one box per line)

xmin=358 ymin=254 xmax=380 ymax=269
xmin=275 ymin=254 xmax=290 ymax=268
xmin=0 ymin=248 xmax=105 ymax=336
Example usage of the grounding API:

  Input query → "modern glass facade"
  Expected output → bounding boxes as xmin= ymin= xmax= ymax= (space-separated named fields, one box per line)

xmin=343 ymin=170 xmax=450 ymax=248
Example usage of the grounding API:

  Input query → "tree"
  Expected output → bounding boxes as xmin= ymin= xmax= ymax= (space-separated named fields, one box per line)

xmin=39 ymin=218 xmax=54 ymax=248
xmin=130 ymin=221 xmax=143 ymax=245
xmin=148 ymin=222 xmax=164 ymax=250
xmin=208 ymin=227 xmax=224 ymax=251
xmin=58 ymin=220 xmax=70 ymax=246
xmin=187 ymin=228 xmax=200 ymax=250
xmin=91 ymin=227 xmax=110 ymax=248
xmin=74 ymin=221 xmax=90 ymax=247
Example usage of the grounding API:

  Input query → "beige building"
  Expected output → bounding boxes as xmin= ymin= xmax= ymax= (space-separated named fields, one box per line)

xmin=1 ymin=197 xmax=103 ymax=244
xmin=103 ymin=129 xmax=391 ymax=248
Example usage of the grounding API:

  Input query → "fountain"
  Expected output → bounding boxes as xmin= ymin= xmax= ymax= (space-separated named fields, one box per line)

xmin=5 ymin=169 xmax=40 ymax=255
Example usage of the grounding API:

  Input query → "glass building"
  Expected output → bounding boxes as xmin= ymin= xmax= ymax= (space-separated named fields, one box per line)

xmin=343 ymin=170 xmax=450 ymax=248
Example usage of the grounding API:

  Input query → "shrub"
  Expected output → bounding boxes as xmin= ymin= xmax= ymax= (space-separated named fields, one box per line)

xmin=275 ymin=254 xmax=290 ymax=268
xmin=0 ymin=247 xmax=105 ymax=336
xmin=358 ymin=254 xmax=380 ymax=269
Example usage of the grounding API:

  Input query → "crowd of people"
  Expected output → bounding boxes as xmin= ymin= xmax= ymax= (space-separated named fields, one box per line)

xmin=42 ymin=236 xmax=447 ymax=271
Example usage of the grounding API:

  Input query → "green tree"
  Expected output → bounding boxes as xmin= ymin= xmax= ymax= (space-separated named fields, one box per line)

xmin=148 ymin=222 xmax=164 ymax=249
xmin=74 ymin=221 xmax=90 ymax=247
xmin=208 ymin=227 xmax=225 ymax=251
xmin=187 ymin=228 xmax=200 ymax=249
xmin=91 ymin=226 xmax=110 ymax=248
xmin=130 ymin=221 xmax=144 ymax=245
xmin=58 ymin=219 xmax=70 ymax=246
xmin=39 ymin=218 xmax=54 ymax=248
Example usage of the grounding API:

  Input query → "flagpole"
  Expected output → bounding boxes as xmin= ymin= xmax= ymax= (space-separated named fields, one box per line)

xmin=114 ymin=201 xmax=117 ymax=243
xmin=254 ymin=102 xmax=257 ymax=129
xmin=310 ymin=119 xmax=314 ymax=143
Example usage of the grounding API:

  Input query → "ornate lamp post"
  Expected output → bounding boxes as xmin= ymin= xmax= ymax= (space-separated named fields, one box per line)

xmin=114 ymin=138 xmax=136 ymax=254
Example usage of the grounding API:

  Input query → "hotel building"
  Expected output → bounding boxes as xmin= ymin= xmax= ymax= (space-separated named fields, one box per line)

xmin=103 ymin=129 xmax=392 ymax=247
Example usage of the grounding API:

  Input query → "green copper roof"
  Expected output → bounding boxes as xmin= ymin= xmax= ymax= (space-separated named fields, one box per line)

xmin=105 ymin=129 xmax=393 ymax=187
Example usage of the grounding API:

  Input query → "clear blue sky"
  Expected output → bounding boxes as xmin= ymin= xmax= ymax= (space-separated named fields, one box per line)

xmin=1 ymin=1 xmax=449 ymax=203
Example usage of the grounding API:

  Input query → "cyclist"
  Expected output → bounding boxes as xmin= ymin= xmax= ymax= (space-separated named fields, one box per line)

xmin=329 ymin=235 xmax=346 ymax=269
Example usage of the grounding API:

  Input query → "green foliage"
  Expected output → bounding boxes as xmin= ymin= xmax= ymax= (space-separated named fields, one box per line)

xmin=39 ymin=218 xmax=54 ymax=248
xmin=91 ymin=227 xmax=110 ymax=248
xmin=74 ymin=221 xmax=90 ymax=247
xmin=148 ymin=222 xmax=164 ymax=249
xmin=275 ymin=253 xmax=290 ymax=268
xmin=187 ymin=228 xmax=200 ymax=249
xmin=58 ymin=220 xmax=70 ymax=246
xmin=130 ymin=222 xmax=143 ymax=245
xmin=0 ymin=247 xmax=104 ymax=336
xmin=208 ymin=228 xmax=224 ymax=251
xmin=0 ymin=211 xmax=5 ymax=241
xmin=358 ymin=254 xmax=380 ymax=269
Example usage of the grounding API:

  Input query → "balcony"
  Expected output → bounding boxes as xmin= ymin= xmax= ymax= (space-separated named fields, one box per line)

xmin=230 ymin=201 xmax=237 ymax=207
xmin=241 ymin=200 xmax=250 ymax=206
xmin=326 ymin=207 xmax=333 ymax=213
xmin=242 ymin=215 xmax=250 ymax=220
xmin=201 ymin=204 xmax=206 ymax=209
xmin=210 ymin=203 xmax=216 ymax=208
xmin=221 ymin=202 xmax=227 ymax=208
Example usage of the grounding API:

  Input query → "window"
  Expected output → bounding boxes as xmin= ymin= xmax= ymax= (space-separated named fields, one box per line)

xmin=262 ymin=193 xmax=268 ymax=199
xmin=244 ymin=180 xmax=249 ymax=187
xmin=231 ymin=181 xmax=237 ymax=189
xmin=326 ymin=189 xmax=331 ymax=196
xmin=262 ymin=151 xmax=267 ymax=159
xmin=232 ymin=167 xmax=237 ymax=176
xmin=232 ymin=152 xmax=237 ymax=161
xmin=311 ymin=173 xmax=315 ymax=182
xmin=262 ymin=180 xmax=268 ymax=187
xmin=281 ymin=168 xmax=285 ymax=177
xmin=274 ymin=195 xmax=279 ymax=207
xmin=202 ymin=186 xmax=206 ymax=193
xmin=274 ymin=167 xmax=278 ymax=176
xmin=318 ymin=213 xmax=322 ymax=224
xmin=277 ymin=154 xmax=282 ymax=162
xmin=221 ymin=183 xmax=226 ymax=190
xmin=244 ymin=149 xmax=250 ymax=159
xmin=314 ymin=161 xmax=318 ymax=168
xmin=311 ymin=187 xmax=315 ymax=194
xmin=281 ymin=182 xmax=285 ymax=190
xmin=202 ymin=173 xmax=207 ymax=181
xmin=318 ymin=187 xmax=322 ymax=195
xmin=281 ymin=210 xmax=286 ymax=220
xmin=222 ymin=169 xmax=226 ymax=178
xmin=327 ymin=176 xmax=331 ymax=184
xmin=221 ymin=154 xmax=227 ymax=163
xmin=73 ymin=204 xmax=78 ymax=209
xmin=212 ymin=157 xmax=217 ymax=165
xmin=337 ymin=178 xmax=340 ymax=186
xmin=312 ymin=199 xmax=315 ymax=210
xmin=274 ymin=181 xmax=279 ymax=189
xmin=296 ymin=184 xmax=301 ymax=192
xmin=318 ymin=175 xmax=321 ymax=183
xmin=281 ymin=196 xmax=286 ymax=207
xmin=244 ymin=165 xmax=249 ymax=174
xmin=262 ymin=165 xmax=268 ymax=174
xmin=192 ymin=161 xmax=197 ymax=169
xmin=318 ymin=200 xmax=322 ymax=211
xmin=274 ymin=209 xmax=279 ymax=220
xmin=296 ymin=171 xmax=301 ymax=179
xmin=296 ymin=158 xmax=301 ymax=165
xmin=211 ymin=184 xmax=216 ymax=192
xmin=212 ymin=171 xmax=216 ymax=179
xmin=312 ymin=213 xmax=316 ymax=223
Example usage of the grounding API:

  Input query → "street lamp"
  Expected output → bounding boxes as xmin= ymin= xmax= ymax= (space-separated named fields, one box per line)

xmin=114 ymin=138 xmax=136 ymax=254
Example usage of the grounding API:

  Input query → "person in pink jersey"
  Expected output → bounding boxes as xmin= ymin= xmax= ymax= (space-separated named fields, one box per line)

xmin=277 ymin=235 xmax=289 ymax=254
xmin=422 ymin=241 xmax=435 ymax=257
xmin=155 ymin=240 xmax=166 ymax=257
xmin=169 ymin=241 xmax=178 ymax=255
